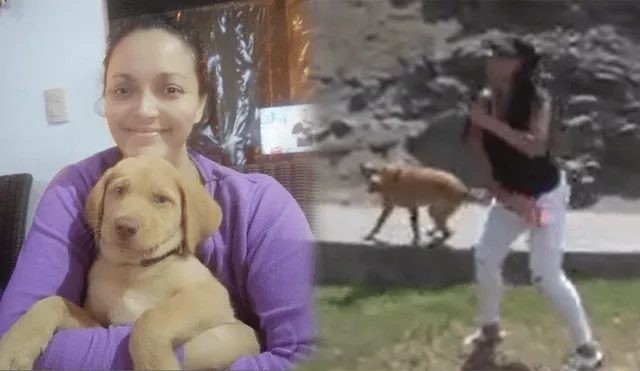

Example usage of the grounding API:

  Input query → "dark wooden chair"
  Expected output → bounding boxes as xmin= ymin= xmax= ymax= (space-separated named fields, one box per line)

xmin=0 ymin=173 xmax=33 ymax=289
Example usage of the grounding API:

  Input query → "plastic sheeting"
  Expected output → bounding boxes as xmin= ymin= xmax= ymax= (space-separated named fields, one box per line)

xmin=183 ymin=0 xmax=311 ymax=166
xmin=179 ymin=2 xmax=264 ymax=166
xmin=108 ymin=0 xmax=312 ymax=166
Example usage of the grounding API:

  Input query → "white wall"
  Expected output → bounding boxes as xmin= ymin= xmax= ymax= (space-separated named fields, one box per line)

xmin=0 ymin=0 xmax=112 ymax=227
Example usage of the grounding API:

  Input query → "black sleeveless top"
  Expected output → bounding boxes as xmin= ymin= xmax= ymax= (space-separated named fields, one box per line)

xmin=481 ymin=89 xmax=559 ymax=197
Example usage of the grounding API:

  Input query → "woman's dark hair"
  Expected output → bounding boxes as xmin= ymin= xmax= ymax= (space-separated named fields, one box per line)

xmin=103 ymin=14 xmax=211 ymax=97
xmin=487 ymin=37 xmax=542 ymax=130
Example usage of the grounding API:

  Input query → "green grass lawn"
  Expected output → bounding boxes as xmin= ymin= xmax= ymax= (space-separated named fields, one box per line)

xmin=298 ymin=279 xmax=640 ymax=371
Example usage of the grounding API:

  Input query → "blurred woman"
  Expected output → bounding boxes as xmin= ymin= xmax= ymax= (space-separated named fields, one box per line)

xmin=464 ymin=37 xmax=603 ymax=371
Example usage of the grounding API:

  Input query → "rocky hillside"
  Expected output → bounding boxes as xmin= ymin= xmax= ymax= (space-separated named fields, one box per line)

xmin=309 ymin=0 xmax=640 ymax=208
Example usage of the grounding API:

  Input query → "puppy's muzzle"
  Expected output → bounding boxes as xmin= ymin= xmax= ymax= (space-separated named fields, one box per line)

xmin=114 ymin=216 xmax=141 ymax=238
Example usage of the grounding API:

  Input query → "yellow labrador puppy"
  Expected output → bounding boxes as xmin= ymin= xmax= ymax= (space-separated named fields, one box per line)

xmin=0 ymin=155 xmax=260 ymax=370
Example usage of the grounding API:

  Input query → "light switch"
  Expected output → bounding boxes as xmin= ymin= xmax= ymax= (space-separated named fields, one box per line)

xmin=44 ymin=88 xmax=69 ymax=124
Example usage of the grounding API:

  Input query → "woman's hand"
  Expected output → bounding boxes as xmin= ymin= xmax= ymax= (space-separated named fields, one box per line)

xmin=481 ymin=178 xmax=503 ymax=199
xmin=470 ymin=99 xmax=550 ymax=158
xmin=469 ymin=102 xmax=489 ymax=121
xmin=470 ymin=103 xmax=491 ymax=128
xmin=487 ymin=180 xmax=544 ymax=226
xmin=495 ymin=188 xmax=540 ymax=225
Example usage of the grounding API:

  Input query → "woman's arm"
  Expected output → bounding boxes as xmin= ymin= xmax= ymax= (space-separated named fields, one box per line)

xmin=470 ymin=98 xmax=552 ymax=158
xmin=0 ymin=166 xmax=184 ymax=370
xmin=215 ymin=176 xmax=315 ymax=371
xmin=465 ymin=91 xmax=496 ymax=189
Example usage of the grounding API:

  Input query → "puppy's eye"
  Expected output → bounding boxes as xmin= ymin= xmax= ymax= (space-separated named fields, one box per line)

xmin=153 ymin=194 xmax=170 ymax=205
xmin=114 ymin=186 xmax=125 ymax=195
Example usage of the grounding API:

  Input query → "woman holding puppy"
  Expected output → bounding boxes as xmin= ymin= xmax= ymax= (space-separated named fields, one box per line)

xmin=0 ymin=16 xmax=314 ymax=370
xmin=465 ymin=37 xmax=603 ymax=370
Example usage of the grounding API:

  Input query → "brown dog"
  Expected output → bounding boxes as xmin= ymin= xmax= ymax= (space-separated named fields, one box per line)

xmin=360 ymin=161 xmax=484 ymax=247
xmin=0 ymin=155 xmax=260 ymax=370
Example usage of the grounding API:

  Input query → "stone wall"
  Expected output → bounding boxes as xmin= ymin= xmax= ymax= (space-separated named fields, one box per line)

xmin=310 ymin=0 xmax=640 ymax=208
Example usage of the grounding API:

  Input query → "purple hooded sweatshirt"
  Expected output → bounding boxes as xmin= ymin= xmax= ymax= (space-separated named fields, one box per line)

xmin=0 ymin=147 xmax=316 ymax=370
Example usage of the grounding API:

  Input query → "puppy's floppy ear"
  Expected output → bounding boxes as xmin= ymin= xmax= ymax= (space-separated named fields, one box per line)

xmin=179 ymin=177 xmax=223 ymax=255
xmin=84 ymin=167 xmax=115 ymax=233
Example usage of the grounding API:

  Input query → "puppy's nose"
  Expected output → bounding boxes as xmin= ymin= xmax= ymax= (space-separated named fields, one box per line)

xmin=114 ymin=216 xmax=140 ymax=237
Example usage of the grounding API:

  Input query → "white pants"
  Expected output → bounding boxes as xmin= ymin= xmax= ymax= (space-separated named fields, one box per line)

xmin=473 ymin=172 xmax=594 ymax=347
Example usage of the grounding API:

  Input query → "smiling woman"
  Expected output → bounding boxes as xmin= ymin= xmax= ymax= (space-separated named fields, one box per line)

xmin=103 ymin=18 xmax=209 ymax=172
xmin=0 ymin=14 xmax=315 ymax=371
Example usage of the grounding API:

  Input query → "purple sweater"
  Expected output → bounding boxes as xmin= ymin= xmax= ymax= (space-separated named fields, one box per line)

xmin=0 ymin=147 xmax=316 ymax=370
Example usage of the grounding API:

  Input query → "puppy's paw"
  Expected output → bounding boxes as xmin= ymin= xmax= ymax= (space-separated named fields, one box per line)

xmin=130 ymin=337 xmax=180 ymax=370
xmin=130 ymin=321 xmax=180 ymax=370
xmin=0 ymin=330 xmax=52 ymax=370
xmin=0 ymin=351 xmax=39 ymax=370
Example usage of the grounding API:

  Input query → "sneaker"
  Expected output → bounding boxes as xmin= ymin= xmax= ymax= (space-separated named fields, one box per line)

xmin=462 ymin=324 xmax=507 ymax=371
xmin=463 ymin=323 xmax=506 ymax=347
xmin=561 ymin=346 xmax=603 ymax=371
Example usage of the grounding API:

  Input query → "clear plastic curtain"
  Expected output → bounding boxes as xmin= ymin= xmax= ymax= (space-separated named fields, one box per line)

xmin=185 ymin=1 xmax=267 ymax=166
xmin=187 ymin=0 xmax=312 ymax=165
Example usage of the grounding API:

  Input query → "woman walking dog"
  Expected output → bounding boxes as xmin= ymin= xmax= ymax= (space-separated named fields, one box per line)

xmin=463 ymin=37 xmax=603 ymax=370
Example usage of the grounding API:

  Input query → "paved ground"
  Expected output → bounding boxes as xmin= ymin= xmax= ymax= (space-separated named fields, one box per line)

xmin=313 ymin=201 xmax=640 ymax=253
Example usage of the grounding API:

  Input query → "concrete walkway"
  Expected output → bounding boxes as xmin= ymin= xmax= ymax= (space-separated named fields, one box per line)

xmin=314 ymin=203 xmax=640 ymax=253
xmin=311 ymin=202 xmax=640 ymax=285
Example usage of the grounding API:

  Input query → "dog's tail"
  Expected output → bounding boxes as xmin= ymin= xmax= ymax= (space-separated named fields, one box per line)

xmin=463 ymin=187 xmax=492 ymax=205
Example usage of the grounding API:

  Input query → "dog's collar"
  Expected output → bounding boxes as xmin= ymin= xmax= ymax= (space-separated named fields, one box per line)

xmin=139 ymin=246 xmax=182 ymax=267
